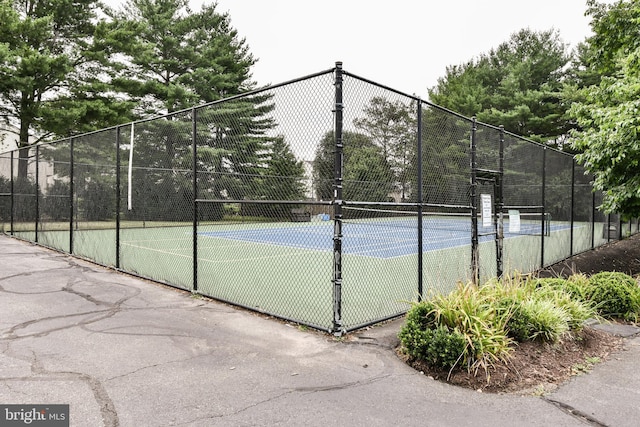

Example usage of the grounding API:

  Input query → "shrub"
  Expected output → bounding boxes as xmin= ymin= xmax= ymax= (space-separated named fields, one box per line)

xmin=399 ymin=321 xmax=467 ymax=370
xmin=585 ymin=272 xmax=640 ymax=321
xmin=399 ymin=284 xmax=512 ymax=372
xmin=566 ymin=274 xmax=592 ymax=300
xmin=496 ymin=297 xmax=528 ymax=342
xmin=532 ymin=277 xmax=588 ymax=301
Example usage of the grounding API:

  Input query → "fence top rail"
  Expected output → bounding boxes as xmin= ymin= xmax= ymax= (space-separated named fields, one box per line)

xmin=1 ymin=62 xmax=575 ymax=161
xmin=3 ymin=66 xmax=336 ymax=154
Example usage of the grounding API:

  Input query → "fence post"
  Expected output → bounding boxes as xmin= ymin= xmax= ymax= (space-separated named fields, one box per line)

xmin=35 ymin=145 xmax=39 ymax=243
xmin=540 ymin=147 xmax=547 ymax=269
xmin=591 ymin=184 xmax=596 ymax=249
xmin=496 ymin=126 xmax=505 ymax=278
xmin=10 ymin=150 xmax=14 ymax=235
xmin=192 ymin=107 xmax=199 ymax=293
xmin=570 ymin=160 xmax=575 ymax=257
xmin=417 ymin=99 xmax=423 ymax=301
xmin=618 ymin=215 xmax=623 ymax=240
xmin=470 ymin=117 xmax=479 ymax=285
xmin=115 ymin=131 xmax=120 ymax=268
xmin=332 ymin=61 xmax=344 ymax=335
xmin=69 ymin=138 xmax=74 ymax=253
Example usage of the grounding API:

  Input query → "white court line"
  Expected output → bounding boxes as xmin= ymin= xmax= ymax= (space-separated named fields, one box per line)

xmin=122 ymin=237 xmax=193 ymax=244
xmin=348 ymin=234 xmax=471 ymax=258
xmin=121 ymin=240 xmax=329 ymax=264
xmin=198 ymin=233 xmax=332 ymax=253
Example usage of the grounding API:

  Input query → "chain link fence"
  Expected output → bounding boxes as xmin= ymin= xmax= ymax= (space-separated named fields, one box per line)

xmin=1 ymin=63 xmax=637 ymax=334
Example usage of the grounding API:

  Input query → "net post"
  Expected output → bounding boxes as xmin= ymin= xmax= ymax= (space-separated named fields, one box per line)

xmin=417 ymin=99 xmax=424 ymax=301
xmin=496 ymin=125 xmax=505 ymax=278
xmin=115 ymin=130 xmax=121 ymax=268
xmin=470 ymin=117 xmax=479 ymax=285
xmin=35 ymin=145 xmax=39 ymax=243
xmin=332 ymin=61 xmax=345 ymax=335
xmin=192 ymin=107 xmax=199 ymax=293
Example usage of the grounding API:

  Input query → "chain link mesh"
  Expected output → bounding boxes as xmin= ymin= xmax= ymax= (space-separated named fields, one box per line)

xmin=0 ymin=65 xmax=637 ymax=332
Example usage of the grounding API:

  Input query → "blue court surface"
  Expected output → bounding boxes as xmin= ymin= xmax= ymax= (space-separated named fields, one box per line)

xmin=199 ymin=220 xmax=568 ymax=259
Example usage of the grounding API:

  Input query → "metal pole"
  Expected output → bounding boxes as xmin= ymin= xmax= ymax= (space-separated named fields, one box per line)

xmin=10 ymin=150 xmax=14 ymax=235
xmin=332 ymin=61 xmax=344 ymax=335
xmin=618 ymin=215 xmax=623 ymax=240
xmin=192 ymin=108 xmax=199 ymax=292
xmin=35 ymin=145 xmax=39 ymax=243
xmin=591 ymin=184 xmax=596 ymax=249
xmin=69 ymin=138 xmax=74 ymax=253
xmin=417 ymin=99 xmax=423 ymax=301
xmin=570 ymin=160 xmax=575 ymax=256
xmin=115 ymin=130 xmax=121 ymax=268
xmin=470 ymin=117 xmax=479 ymax=285
xmin=540 ymin=147 xmax=547 ymax=268
xmin=496 ymin=126 xmax=504 ymax=278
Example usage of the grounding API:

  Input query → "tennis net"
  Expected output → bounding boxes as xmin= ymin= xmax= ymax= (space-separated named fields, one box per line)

xmin=342 ymin=206 xmax=550 ymax=235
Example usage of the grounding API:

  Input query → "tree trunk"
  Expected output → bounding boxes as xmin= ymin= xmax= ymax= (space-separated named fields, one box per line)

xmin=17 ymin=121 xmax=31 ymax=179
xmin=17 ymin=146 xmax=30 ymax=180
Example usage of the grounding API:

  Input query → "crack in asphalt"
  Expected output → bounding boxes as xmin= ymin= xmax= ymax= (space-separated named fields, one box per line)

xmin=25 ymin=355 xmax=120 ymax=427
xmin=176 ymin=373 xmax=393 ymax=425
xmin=1 ymin=256 xmax=217 ymax=426
xmin=543 ymin=397 xmax=609 ymax=426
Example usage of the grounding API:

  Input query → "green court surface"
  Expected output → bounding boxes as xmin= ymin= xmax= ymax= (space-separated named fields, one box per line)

xmin=1 ymin=219 xmax=605 ymax=331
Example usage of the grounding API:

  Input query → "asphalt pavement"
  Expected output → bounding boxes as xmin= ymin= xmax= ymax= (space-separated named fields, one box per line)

xmin=1 ymin=235 xmax=639 ymax=426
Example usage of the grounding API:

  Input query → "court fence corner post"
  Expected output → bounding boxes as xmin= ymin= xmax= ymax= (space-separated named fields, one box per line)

xmin=416 ymin=98 xmax=423 ymax=301
xmin=69 ymin=138 xmax=74 ymax=253
xmin=35 ymin=145 xmax=39 ymax=243
xmin=192 ymin=107 xmax=198 ymax=293
xmin=115 ymin=130 xmax=121 ymax=269
xmin=332 ymin=61 xmax=345 ymax=336
xmin=10 ymin=150 xmax=14 ymax=235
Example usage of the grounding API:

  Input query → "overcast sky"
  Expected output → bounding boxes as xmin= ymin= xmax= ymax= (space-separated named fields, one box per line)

xmin=212 ymin=0 xmax=610 ymax=100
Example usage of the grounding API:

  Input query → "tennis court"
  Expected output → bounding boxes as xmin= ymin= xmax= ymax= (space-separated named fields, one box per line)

xmin=59 ymin=214 xmax=564 ymax=331
xmin=3 ymin=209 xmax=579 ymax=332
xmin=197 ymin=214 xmax=560 ymax=259
xmin=1 ymin=64 xmax=628 ymax=333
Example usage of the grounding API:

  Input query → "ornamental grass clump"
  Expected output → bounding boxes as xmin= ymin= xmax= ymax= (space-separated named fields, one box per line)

xmin=399 ymin=274 xmax=601 ymax=378
xmin=512 ymin=298 xmax=571 ymax=342
xmin=399 ymin=283 xmax=512 ymax=373
xmin=532 ymin=279 xmax=596 ymax=331
xmin=584 ymin=272 xmax=640 ymax=321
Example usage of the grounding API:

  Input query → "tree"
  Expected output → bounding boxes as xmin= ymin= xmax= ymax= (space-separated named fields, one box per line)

xmin=242 ymin=136 xmax=307 ymax=219
xmin=428 ymin=28 xmax=573 ymax=145
xmin=105 ymin=0 xmax=283 ymax=222
xmin=570 ymin=0 xmax=640 ymax=216
xmin=353 ymin=97 xmax=416 ymax=201
xmin=109 ymin=0 xmax=256 ymax=116
xmin=0 ymin=0 xmax=135 ymax=178
xmin=312 ymin=130 xmax=393 ymax=203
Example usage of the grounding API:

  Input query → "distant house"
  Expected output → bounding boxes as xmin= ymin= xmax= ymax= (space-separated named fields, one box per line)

xmin=0 ymin=123 xmax=21 ymax=153
xmin=0 ymin=124 xmax=54 ymax=192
